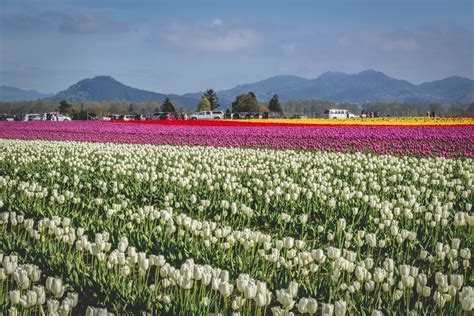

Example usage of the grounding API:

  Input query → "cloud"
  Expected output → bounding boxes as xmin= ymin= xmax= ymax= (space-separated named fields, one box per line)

xmin=1 ymin=4 xmax=472 ymax=94
xmin=57 ymin=13 xmax=129 ymax=34
xmin=263 ymin=22 xmax=473 ymax=82
xmin=0 ymin=9 xmax=129 ymax=36
xmin=211 ymin=18 xmax=223 ymax=27
xmin=157 ymin=19 xmax=261 ymax=53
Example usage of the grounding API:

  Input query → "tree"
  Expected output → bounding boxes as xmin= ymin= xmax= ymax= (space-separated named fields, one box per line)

xmin=128 ymin=103 xmax=136 ymax=114
xmin=85 ymin=103 xmax=104 ymax=117
xmin=197 ymin=97 xmax=211 ymax=111
xmin=268 ymin=94 xmax=283 ymax=113
xmin=232 ymin=92 xmax=260 ymax=113
xmin=203 ymin=89 xmax=220 ymax=110
xmin=466 ymin=102 xmax=474 ymax=116
xmin=58 ymin=100 xmax=73 ymax=114
xmin=161 ymin=97 xmax=176 ymax=113
xmin=259 ymin=104 xmax=269 ymax=112
xmin=448 ymin=104 xmax=465 ymax=116
xmin=429 ymin=103 xmax=444 ymax=116
xmin=364 ymin=102 xmax=425 ymax=117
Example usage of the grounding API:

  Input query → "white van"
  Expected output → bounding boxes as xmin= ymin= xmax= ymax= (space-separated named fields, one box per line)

xmin=190 ymin=111 xmax=224 ymax=120
xmin=323 ymin=109 xmax=356 ymax=119
xmin=23 ymin=114 xmax=42 ymax=121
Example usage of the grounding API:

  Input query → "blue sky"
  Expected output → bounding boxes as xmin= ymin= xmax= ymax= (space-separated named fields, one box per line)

xmin=1 ymin=0 xmax=473 ymax=94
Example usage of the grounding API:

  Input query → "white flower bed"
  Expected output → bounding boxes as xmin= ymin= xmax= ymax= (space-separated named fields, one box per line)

xmin=0 ymin=139 xmax=472 ymax=315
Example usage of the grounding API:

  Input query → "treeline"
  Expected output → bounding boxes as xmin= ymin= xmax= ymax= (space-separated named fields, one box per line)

xmin=284 ymin=100 xmax=474 ymax=117
xmin=0 ymin=89 xmax=222 ymax=116
xmin=1 ymin=98 xmax=473 ymax=117
xmin=363 ymin=102 xmax=474 ymax=117
xmin=0 ymin=100 xmax=163 ymax=117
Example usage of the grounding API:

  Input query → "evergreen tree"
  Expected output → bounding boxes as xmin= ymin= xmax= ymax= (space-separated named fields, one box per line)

xmin=203 ymin=89 xmax=220 ymax=110
xmin=268 ymin=94 xmax=283 ymax=113
xmin=160 ymin=97 xmax=176 ymax=112
xmin=58 ymin=100 xmax=73 ymax=114
xmin=128 ymin=103 xmax=136 ymax=114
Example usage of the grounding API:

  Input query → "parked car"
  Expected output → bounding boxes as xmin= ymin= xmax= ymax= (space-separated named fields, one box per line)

xmin=0 ymin=114 xmax=15 ymax=121
xmin=23 ymin=114 xmax=42 ymax=121
xmin=119 ymin=115 xmax=137 ymax=121
xmin=263 ymin=111 xmax=283 ymax=119
xmin=189 ymin=111 xmax=224 ymax=120
xmin=151 ymin=112 xmax=164 ymax=120
xmin=152 ymin=112 xmax=179 ymax=120
xmin=232 ymin=112 xmax=247 ymax=119
xmin=323 ymin=109 xmax=357 ymax=119
xmin=57 ymin=114 xmax=72 ymax=121
xmin=290 ymin=114 xmax=308 ymax=119
xmin=102 ymin=114 xmax=121 ymax=121
xmin=151 ymin=112 xmax=178 ymax=120
xmin=243 ymin=112 xmax=262 ymax=119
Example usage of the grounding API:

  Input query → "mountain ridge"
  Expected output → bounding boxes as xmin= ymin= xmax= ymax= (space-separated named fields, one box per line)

xmin=50 ymin=75 xmax=196 ymax=107
xmin=213 ymin=70 xmax=473 ymax=105
xmin=0 ymin=85 xmax=53 ymax=101
xmin=1 ymin=70 xmax=473 ymax=106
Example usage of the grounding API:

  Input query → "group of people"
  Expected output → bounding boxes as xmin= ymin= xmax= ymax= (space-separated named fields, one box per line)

xmin=426 ymin=111 xmax=436 ymax=118
xmin=360 ymin=111 xmax=380 ymax=118
xmin=45 ymin=112 xmax=60 ymax=121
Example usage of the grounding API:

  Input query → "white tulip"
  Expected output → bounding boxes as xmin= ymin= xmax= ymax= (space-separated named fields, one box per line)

xmin=48 ymin=299 xmax=60 ymax=313
xmin=276 ymin=289 xmax=294 ymax=309
xmin=9 ymin=290 xmax=21 ymax=305
xmin=459 ymin=286 xmax=474 ymax=311
xmin=334 ymin=300 xmax=347 ymax=316
xmin=218 ymin=282 xmax=233 ymax=297
xmin=450 ymin=274 xmax=463 ymax=288
xmin=254 ymin=293 xmax=268 ymax=307
xmin=288 ymin=281 xmax=299 ymax=297
xmin=244 ymin=283 xmax=257 ymax=299
xmin=322 ymin=303 xmax=334 ymax=316
xmin=297 ymin=297 xmax=308 ymax=314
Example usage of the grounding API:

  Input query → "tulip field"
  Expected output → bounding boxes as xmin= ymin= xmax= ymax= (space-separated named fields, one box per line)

xmin=1 ymin=119 xmax=473 ymax=157
xmin=0 ymin=118 xmax=473 ymax=315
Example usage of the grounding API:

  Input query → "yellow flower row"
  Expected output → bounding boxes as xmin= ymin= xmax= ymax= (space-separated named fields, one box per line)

xmin=230 ymin=117 xmax=474 ymax=126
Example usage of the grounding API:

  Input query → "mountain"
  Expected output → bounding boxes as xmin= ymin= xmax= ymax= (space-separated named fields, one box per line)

xmin=418 ymin=76 xmax=474 ymax=104
xmin=182 ymin=75 xmax=311 ymax=105
xmin=213 ymin=70 xmax=473 ymax=106
xmin=5 ymin=71 xmax=472 ymax=107
xmin=50 ymin=76 xmax=197 ymax=108
xmin=0 ymin=86 xmax=53 ymax=101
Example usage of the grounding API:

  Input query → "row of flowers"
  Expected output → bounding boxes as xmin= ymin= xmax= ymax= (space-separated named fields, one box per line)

xmin=0 ymin=121 xmax=473 ymax=157
xmin=112 ymin=116 xmax=474 ymax=126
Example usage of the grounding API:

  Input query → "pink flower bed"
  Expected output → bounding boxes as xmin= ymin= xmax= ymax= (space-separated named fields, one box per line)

xmin=0 ymin=121 xmax=473 ymax=157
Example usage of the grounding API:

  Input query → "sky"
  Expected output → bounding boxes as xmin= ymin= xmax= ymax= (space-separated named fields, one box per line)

xmin=1 ymin=0 xmax=473 ymax=94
